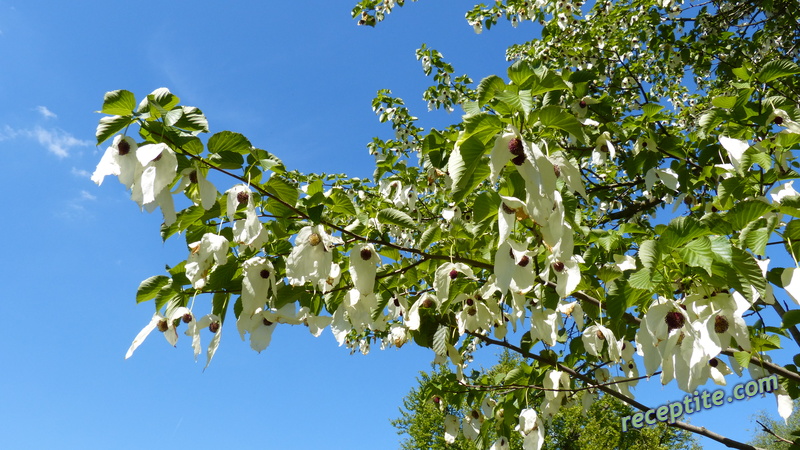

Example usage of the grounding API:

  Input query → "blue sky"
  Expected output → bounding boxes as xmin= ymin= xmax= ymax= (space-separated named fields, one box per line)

xmin=0 ymin=1 xmax=789 ymax=449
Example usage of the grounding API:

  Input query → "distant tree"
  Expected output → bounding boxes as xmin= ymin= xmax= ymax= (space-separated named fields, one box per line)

xmin=393 ymin=353 xmax=700 ymax=450
xmin=750 ymin=401 xmax=800 ymax=450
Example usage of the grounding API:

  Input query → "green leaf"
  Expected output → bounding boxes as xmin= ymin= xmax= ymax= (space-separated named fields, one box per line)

xmin=460 ymin=112 xmax=503 ymax=145
xmin=472 ymin=191 xmax=500 ymax=224
xmin=712 ymin=96 xmax=737 ymax=109
xmin=507 ymin=60 xmax=535 ymax=87
xmin=172 ymin=106 xmax=209 ymax=133
xmin=504 ymin=367 xmax=526 ymax=385
xmin=418 ymin=224 xmax=442 ymax=250
xmin=378 ymin=208 xmax=416 ymax=229
xmin=145 ymin=88 xmax=180 ymax=111
xmin=206 ymin=258 xmax=241 ymax=291
xmin=733 ymin=351 xmax=751 ymax=368
xmin=728 ymin=199 xmax=773 ymax=230
xmin=731 ymin=247 xmax=767 ymax=300
xmin=660 ymin=216 xmax=710 ymax=250
xmin=638 ymin=239 xmax=660 ymax=269
xmin=757 ymin=60 xmax=800 ymax=83
xmin=783 ymin=310 xmax=800 ymax=329
xmin=136 ymin=275 xmax=170 ymax=303
xmin=208 ymin=131 xmax=252 ymax=154
xmin=709 ymin=236 xmax=733 ymax=263
xmin=528 ymin=68 xmax=569 ymax=96
xmin=642 ymin=103 xmax=664 ymax=117
xmin=96 ymin=115 xmax=133 ymax=145
xmin=677 ymin=236 xmax=713 ymax=274
xmin=477 ymin=75 xmax=506 ymax=106
xmin=329 ymin=188 xmax=356 ymax=216
xmin=784 ymin=220 xmax=800 ymax=261
xmin=628 ymin=268 xmax=654 ymax=290
xmin=154 ymin=282 xmax=181 ymax=311
xmin=100 ymin=90 xmax=136 ymax=115
xmin=449 ymin=135 xmax=489 ymax=202
xmin=212 ymin=291 xmax=231 ymax=323
xmin=732 ymin=66 xmax=751 ymax=81
xmin=208 ymin=151 xmax=244 ymax=169
xmin=537 ymin=106 xmax=584 ymax=141
xmin=740 ymin=147 xmax=773 ymax=171
xmin=433 ymin=325 xmax=448 ymax=356
xmin=265 ymin=176 xmax=299 ymax=208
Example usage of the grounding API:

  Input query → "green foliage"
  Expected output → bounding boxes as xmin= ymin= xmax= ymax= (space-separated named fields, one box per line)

xmin=94 ymin=1 xmax=800 ymax=448
xmin=393 ymin=355 xmax=699 ymax=450
xmin=750 ymin=401 xmax=800 ymax=450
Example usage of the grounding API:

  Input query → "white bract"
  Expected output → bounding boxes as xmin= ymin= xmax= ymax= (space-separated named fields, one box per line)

xmin=286 ymin=225 xmax=342 ymax=289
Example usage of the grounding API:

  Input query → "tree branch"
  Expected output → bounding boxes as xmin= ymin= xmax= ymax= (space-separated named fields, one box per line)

xmin=469 ymin=332 xmax=766 ymax=450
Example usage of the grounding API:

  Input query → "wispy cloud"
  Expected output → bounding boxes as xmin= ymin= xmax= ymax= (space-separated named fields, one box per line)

xmin=71 ymin=167 xmax=91 ymax=179
xmin=56 ymin=189 xmax=99 ymax=221
xmin=0 ymin=125 xmax=90 ymax=158
xmin=31 ymin=126 xmax=90 ymax=158
xmin=35 ymin=106 xmax=57 ymax=119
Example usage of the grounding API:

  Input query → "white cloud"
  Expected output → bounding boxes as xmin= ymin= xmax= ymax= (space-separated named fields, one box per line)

xmin=0 ymin=125 xmax=90 ymax=158
xmin=36 ymin=106 xmax=57 ymax=119
xmin=80 ymin=190 xmax=97 ymax=201
xmin=71 ymin=167 xmax=91 ymax=179
xmin=32 ymin=126 xmax=90 ymax=158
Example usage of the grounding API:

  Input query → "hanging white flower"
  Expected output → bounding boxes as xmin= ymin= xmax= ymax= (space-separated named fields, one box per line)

xmin=350 ymin=242 xmax=380 ymax=295
xmin=286 ymin=225 xmax=342 ymax=288
xmin=91 ymin=135 xmax=139 ymax=188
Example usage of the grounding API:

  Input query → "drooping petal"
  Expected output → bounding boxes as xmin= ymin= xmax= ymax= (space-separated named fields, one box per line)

xmin=124 ymin=313 xmax=161 ymax=359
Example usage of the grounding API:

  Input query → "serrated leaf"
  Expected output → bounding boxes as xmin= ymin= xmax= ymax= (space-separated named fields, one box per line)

xmin=732 ymin=66 xmax=750 ymax=81
xmin=677 ymin=236 xmax=713 ymax=273
xmin=433 ymin=325 xmax=449 ymax=356
xmin=449 ymin=135 xmax=489 ymax=202
xmin=642 ymin=103 xmax=665 ymax=117
xmin=757 ymin=60 xmax=800 ymax=83
xmin=472 ymin=191 xmax=499 ymax=224
xmin=419 ymin=224 xmax=442 ymax=250
xmin=136 ymin=275 xmax=170 ymax=303
xmin=742 ymin=225 xmax=770 ymax=256
xmin=378 ymin=208 xmax=416 ymax=229
xmin=537 ymin=105 xmax=585 ymax=141
xmin=740 ymin=147 xmax=773 ymax=172
xmin=712 ymin=96 xmax=737 ymax=109
xmin=154 ymin=282 xmax=181 ymax=311
xmin=208 ymin=151 xmax=244 ymax=169
xmin=329 ymin=188 xmax=356 ymax=216
xmin=783 ymin=310 xmax=800 ymax=329
xmin=495 ymin=88 xmax=532 ymax=115
xmin=725 ymin=199 xmax=772 ymax=230
xmin=507 ymin=60 xmax=535 ymax=87
xmin=208 ymin=131 xmax=251 ymax=154
xmin=100 ymin=90 xmax=136 ymax=115
xmin=477 ymin=75 xmax=506 ymax=106
xmin=172 ymin=106 xmax=209 ymax=133
xmin=504 ymin=367 xmax=526 ymax=385
xmin=96 ymin=115 xmax=133 ymax=145
xmin=660 ymin=216 xmax=710 ymax=250
xmin=212 ymin=291 xmax=231 ymax=323
xmin=731 ymin=247 xmax=767 ymax=300
xmin=628 ymin=268 xmax=654 ymax=290
xmin=460 ymin=112 xmax=504 ymax=145
xmin=638 ymin=239 xmax=660 ymax=269
xmin=734 ymin=351 xmax=751 ymax=368
xmin=265 ymin=176 xmax=299 ymax=207
xmin=206 ymin=258 xmax=240 ymax=291
xmin=709 ymin=236 xmax=733 ymax=263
